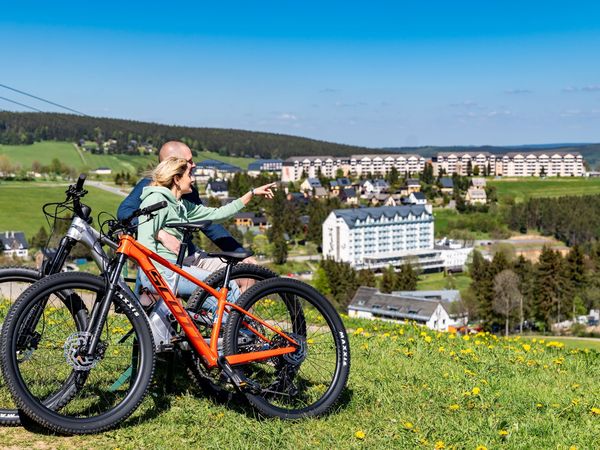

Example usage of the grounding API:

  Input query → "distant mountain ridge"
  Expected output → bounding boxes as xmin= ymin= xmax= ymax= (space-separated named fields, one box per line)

xmin=1 ymin=111 xmax=597 ymax=167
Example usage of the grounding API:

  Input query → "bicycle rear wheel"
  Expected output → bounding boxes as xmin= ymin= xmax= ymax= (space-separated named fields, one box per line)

xmin=1 ymin=272 xmax=155 ymax=434
xmin=222 ymin=278 xmax=350 ymax=419
xmin=0 ymin=267 xmax=42 ymax=425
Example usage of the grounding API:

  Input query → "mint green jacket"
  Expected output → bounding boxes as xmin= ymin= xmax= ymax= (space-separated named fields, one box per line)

xmin=138 ymin=186 xmax=244 ymax=262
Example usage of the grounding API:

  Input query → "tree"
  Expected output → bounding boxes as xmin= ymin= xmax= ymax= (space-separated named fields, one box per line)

xmin=357 ymin=269 xmax=376 ymax=287
xmin=379 ymin=265 xmax=396 ymax=293
xmin=466 ymin=160 xmax=473 ymax=176
xmin=29 ymin=226 xmax=49 ymax=249
xmin=395 ymin=262 xmax=418 ymax=290
xmin=533 ymin=247 xmax=567 ymax=328
xmin=386 ymin=166 xmax=399 ymax=186
xmin=493 ymin=269 xmax=522 ymax=336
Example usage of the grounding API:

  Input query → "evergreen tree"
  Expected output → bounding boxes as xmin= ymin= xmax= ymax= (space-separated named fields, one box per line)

xmin=533 ymin=247 xmax=567 ymax=328
xmin=357 ymin=269 xmax=376 ymax=287
xmin=379 ymin=265 xmax=397 ymax=293
xmin=395 ymin=262 xmax=418 ymax=290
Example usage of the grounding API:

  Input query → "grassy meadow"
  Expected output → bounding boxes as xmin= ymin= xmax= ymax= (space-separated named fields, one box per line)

xmin=0 ymin=141 xmax=256 ymax=173
xmin=0 ymin=183 xmax=124 ymax=236
xmin=489 ymin=177 xmax=600 ymax=203
xmin=0 ymin=316 xmax=598 ymax=449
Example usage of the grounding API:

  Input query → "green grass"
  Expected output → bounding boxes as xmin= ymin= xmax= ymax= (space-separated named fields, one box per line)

xmin=0 ymin=141 xmax=256 ymax=173
xmin=0 ymin=318 xmax=598 ymax=449
xmin=417 ymin=271 xmax=472 ymax=294
xmin=432 ymin=208 xmax=508 ymax=239
xmin=490 ymin=177 xmax=600 ymax=203
xmin=0 ymin=183 xmax=123 ymax=237
xmin=522 ymin=336 xmax=600 ymax=351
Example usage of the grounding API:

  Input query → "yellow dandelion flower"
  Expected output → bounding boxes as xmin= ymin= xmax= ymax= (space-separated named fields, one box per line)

xmin=354 ymin=327 xmax=364 ymax=335
xmin=448 ymin=333 xmax=456 ymax=339
xmin=449 ymin=403 xmax=460 ymax=411
xmin=434 ymin=440 xmax=446 ymax=449
xmin=472 ymin=387 xmax=481 ymax=395
xmin=498 ymin=429 xmax=509 ymax=437
xmin=403 ymin=421 xmax=414 ymax=429
xmin=438 ymin=346 xmax=445 ymax=352
xmin=363 ymin=332 xmax=371 ymax=337
xmin=591 ymin=407 xmax=600 ymax=415
xmin=362 ymin=343 xmax=369 ymax=350
xmin=354 ymin=430 xmax=366 ymax=440
xmin=536 ymin=403 xmax=543 ymax=408
xmin=476 ymin=446 xmax=488 ymax=450
xmin=522 ymin=344 xmax=531 ymax=352
xmin=569 ymin=446 xmax=578 ymax=450
xmin=424 ymin=336 xmax=432 ymax=343
xmin=463 ymin=335 xmax=471 ymax=341
xmin=571 ymin=383 xmax=580 ymax=389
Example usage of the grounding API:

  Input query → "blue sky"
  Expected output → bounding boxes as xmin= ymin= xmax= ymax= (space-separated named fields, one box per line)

xmin=1 ymin=1 xmax=599 ymax=147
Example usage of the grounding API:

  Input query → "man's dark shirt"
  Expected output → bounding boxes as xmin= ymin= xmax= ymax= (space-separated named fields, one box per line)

xmin=117 ymin=178 xmax=244 ymax=253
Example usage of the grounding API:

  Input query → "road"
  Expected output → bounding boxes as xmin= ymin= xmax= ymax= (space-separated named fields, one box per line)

xmin=86 ymin=180 xmax=129 ymax=197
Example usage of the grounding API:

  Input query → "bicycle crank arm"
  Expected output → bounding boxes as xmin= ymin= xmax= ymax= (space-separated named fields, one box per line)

xmin=217 ymin=356 xmax=261 ymax=394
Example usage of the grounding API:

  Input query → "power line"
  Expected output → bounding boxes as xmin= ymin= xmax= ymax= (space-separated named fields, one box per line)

xmin=0 ymin=82 xmax=89 ymax=116
xmin=0 ymin=95 xmax=44 ymax=113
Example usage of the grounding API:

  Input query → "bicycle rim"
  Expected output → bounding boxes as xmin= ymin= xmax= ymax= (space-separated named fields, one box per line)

xmin=222 ymin=278 xmax=350 ymax=418
xmin=0 ymin=267 xmax=41 ymax=425
xmin=1 ymin=272 xmax=155 ymax=434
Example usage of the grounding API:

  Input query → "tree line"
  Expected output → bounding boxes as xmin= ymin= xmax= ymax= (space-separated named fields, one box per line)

xmin=465 ymin=245 xmax=600 ymax=333
xmin=507 ymin=194 xmax=600 ymax=247
xmin=0 ymin=111 xmax=375 ymax=159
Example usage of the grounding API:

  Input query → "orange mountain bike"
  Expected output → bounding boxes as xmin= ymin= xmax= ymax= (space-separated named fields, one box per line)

xmin=1 ymin=201 xmax=350 ymax=434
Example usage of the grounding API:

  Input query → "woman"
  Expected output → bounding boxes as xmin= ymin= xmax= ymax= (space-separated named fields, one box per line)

xmin=138 ymin=156 xmax=275 ymax=299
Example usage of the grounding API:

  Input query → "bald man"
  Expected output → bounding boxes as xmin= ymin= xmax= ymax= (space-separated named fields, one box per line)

xmin=117 ymin=140 xmax=255 ymax=283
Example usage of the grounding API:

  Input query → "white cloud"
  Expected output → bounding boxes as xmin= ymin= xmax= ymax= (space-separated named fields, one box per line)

xmin=279 ymin=113 xmax=298 ymax=120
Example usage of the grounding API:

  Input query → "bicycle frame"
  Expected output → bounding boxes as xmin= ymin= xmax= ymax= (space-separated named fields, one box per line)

xmin=116 ymin=235 xmax=298 ymax=368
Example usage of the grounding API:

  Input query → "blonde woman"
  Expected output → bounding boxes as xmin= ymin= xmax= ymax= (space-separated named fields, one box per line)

xmin=138 ymin=156 xmax=275 ymax=298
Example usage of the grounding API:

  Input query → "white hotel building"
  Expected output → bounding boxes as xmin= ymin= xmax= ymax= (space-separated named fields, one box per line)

xmin=281 ymin=154 xmax=426 ymax=182
xmin=434 ymin=151 xmax=584 ymax=177
xmin=322 ymin=205 xmax=471 ymax=271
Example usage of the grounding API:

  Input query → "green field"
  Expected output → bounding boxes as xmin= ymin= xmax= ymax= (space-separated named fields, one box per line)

xmin=417 ymin=271 xmax=472 ymax=294
xmin=489 ymin=177 xmax=600 ymax=203
xmin=1 ymin=318 xmax=598 ymax=449
xmin=0 ymin=183 xmax=123 ymax=237
xmin=0 ymin=141 xmax=256 ymax=173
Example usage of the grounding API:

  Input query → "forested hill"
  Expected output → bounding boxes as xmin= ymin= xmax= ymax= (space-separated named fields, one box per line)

xmin=0 ymin=112 xmax=377 ymax=159
xmin=1 ymin=111 xmax=598 ymax=165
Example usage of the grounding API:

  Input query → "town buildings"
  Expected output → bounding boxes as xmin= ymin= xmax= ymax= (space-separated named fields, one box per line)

xmin=281 ymin=154 xmax=427 ymax=182
xmin=322 ymin=205 xmax=472 ymax=271
xmin=433 ymin=151 xmax=584 ymax=177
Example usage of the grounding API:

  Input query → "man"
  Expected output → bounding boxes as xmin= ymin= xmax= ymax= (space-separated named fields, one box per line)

xmin=118 ymin=140 xmax=256 ymax=284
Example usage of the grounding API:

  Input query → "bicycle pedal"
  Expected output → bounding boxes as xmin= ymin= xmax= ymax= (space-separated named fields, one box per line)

xmin=217 ymin=356 xmax=261 ymax=394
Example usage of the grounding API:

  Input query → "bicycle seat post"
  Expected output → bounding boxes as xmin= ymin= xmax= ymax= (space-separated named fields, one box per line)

xmin=171 ymin=229 xmax=193 ymax=295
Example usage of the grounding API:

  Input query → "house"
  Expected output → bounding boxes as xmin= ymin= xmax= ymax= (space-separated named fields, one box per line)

xmin=286 ymin=192 xmax=309 ymax=206
xmin=348 ymin=287 xmax=452 ymax=331
xmin=92 ymin=167 xmax=112 ymax=175
xmin=0 ymin=231 xmax=29 ymax=258
xmin=195 ymin=160 xmax=242 ymax=180
xmin=234 ymin=212 xmax=269 ymax=230
xmin=339 ymin=187 xmax=359 ymax=205
xmin=314 ymin=186 xmax=329 ymax=199
xmin=407 ymin=192 xmax=427 ymax=205
xmin=206 ymin=181 xmax=229 ymax=198
xmin=247 ymin=159 xmax=283 ymax=177
xmin=471 ymin=177 xmax=487 ymax=188
xmin=361 ymin=179 xmax=389 ymax=196
xmin=406 ymin=178 xmax=421 ymax=193
xmin=439 ymin=177 xmax=454 ymax=194
xmin=300 ymin=178 xmax=322 ymax=195
xmin=465 ymin=187 xmax=487 ymax=205
xmin=370 ymin=193 xmax=390 ymax=206
xmin=384 ymin=193 xmax=404 ymax=207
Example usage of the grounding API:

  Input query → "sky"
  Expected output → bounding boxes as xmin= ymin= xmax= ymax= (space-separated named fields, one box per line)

xmin=1 ymin=1 xmax=600 ymax=148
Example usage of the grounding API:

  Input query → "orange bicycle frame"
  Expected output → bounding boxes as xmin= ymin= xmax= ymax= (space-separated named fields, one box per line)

xmin=116 ymin=235 xmax=298 ymax=368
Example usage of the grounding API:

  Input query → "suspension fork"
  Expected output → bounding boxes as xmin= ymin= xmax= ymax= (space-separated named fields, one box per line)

xmin=84 ymin=253 xmax=128 ymax=356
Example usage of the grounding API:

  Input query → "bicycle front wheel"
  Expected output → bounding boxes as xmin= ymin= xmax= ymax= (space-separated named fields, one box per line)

xmin=0 ymin=272 xmax=155 ymax=434
xmin=222 ymin=277 xmax=350 ymax=419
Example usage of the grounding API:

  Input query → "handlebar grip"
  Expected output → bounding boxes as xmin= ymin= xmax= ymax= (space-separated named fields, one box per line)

xmin=75 ymin=174 xmax=87 ymax=191
xmin=140 ymin=201 xmax=167 ymax=215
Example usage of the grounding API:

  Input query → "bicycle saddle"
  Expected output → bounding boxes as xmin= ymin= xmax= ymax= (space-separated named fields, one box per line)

xmin=165 ymin=221 xmax=213 ymax=232
xmin=207 ymin=249 xmax=254 ymax=262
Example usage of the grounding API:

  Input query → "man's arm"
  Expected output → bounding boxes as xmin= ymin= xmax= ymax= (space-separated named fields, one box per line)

xmin=117 ymin=178 xmax=151 ymax=221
